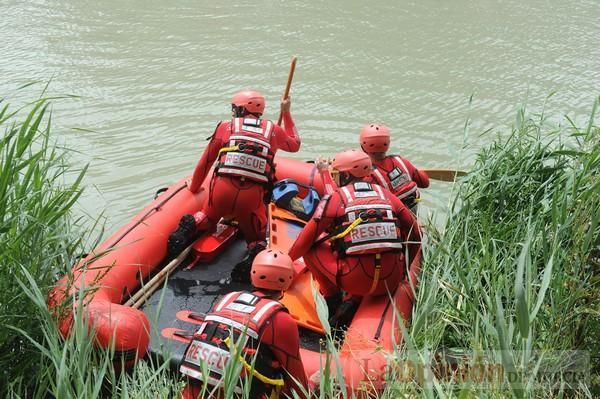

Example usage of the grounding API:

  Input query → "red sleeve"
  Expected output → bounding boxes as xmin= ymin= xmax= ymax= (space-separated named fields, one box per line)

xmin=320 ymin=169 xmax=338 ymax=195
xmin=188 ymin=122 xmax=230 ymax=193
xmin=288 ymin=193 xmax=340 ymax=260
xmin=403 ymin=158 xmax=430 ymax=188
xmin=271 ymin=112 xmax=300 ymax=153
xmin=388 ymin=191 xmax=422 ymax=263
xmin=260 ymin=311 xmax=308 ymax=398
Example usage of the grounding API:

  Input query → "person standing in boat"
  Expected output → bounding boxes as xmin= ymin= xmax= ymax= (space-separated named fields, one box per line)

xmin=359 ymin=123 xmax=429 ymax=212
xmin=180 ymin=249 xmax=308 ymax=399
xmin=168 ymin=90 xmax=301 ymax=280
xmin=287 ymin=149 xmax=421 ymax=316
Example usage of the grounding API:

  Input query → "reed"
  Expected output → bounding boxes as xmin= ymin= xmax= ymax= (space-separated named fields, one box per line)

xmin=393 ymin=97 xmax=599 ymax=398
xmin=0 ymin=98 xmax=89 ymax=393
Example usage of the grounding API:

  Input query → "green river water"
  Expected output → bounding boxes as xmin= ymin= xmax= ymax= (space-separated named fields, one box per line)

xmin=1 ymin=0 xmax=599 ymax=229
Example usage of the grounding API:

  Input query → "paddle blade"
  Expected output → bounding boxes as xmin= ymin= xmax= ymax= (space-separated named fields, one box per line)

xmin=423 ymin=168 xmax=468 ymax=182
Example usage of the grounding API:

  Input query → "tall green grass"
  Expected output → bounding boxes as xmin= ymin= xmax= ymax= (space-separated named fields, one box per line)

xmin=6 ymin=265 xmax=183 ymax=398
xmin=0 ymin=98 xmax=183 ymax=398
xmin=0 ymin=98 xmax=88 ymax=392
xmin=397 ymin=98 xmax=599 ymax=397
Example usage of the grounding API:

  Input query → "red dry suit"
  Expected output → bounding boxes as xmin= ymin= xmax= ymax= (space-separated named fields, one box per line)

xmin=188 ymin=114 xmax=300 ymax=249
xmin=288 ymin=180 xmax=421 ymax=298
xmin=368 ymin=155 xmax=429 ymax=210
xmin=180 ymin=291 xmax=307 ymax=399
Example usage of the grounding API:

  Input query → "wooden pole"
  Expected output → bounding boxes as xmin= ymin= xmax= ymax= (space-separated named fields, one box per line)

xmin=277 ymin=56 xmax=297 ymax=126
xmin=124 ymin=245 xmax=192 ymax=308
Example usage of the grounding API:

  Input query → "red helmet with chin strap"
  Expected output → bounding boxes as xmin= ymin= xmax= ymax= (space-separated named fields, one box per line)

xmin=231 ymin=90 xmax=265 ymax=115
xmin=359 ymin=123 xmax=391 ymax=153
xmin=251 ymin=249 xmax=294 ymax=291
xmin=331 ymin=149 xmax=372 ymax=178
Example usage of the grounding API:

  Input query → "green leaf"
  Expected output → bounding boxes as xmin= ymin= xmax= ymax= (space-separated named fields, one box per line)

xmin=530 ymin=254 xmax=554 ymax=321
xmin=514 ymin=238 xmax=531 ymax=340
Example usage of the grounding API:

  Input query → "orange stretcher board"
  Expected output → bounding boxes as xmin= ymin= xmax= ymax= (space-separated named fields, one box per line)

xmin=267 ymin=204 xmax=325 ymax=334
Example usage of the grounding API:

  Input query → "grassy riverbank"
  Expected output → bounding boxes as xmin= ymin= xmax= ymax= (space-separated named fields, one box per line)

xmin=0 ymin=97 xmax=597 ymax=398
xmin=395 ymin=100 xmax=599 ymax=398
xmin=0 ymin=98 xmax=87 ymax=393
xmin=0 ymin=99 xmax=183 ymax=398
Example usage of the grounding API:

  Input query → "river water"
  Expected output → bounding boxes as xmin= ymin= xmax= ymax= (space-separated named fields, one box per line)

xmin=1 ymin=0 xmax=599 ymax=230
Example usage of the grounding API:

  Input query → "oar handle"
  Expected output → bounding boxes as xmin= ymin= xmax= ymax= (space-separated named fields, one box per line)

xmin=278 ymin=56 xmax=297 ymax=126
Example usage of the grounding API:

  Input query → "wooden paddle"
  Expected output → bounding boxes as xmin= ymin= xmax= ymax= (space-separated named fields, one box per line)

xmin=422 ymin=168 xmax=468 ymax=182
xmin=277 ymin=56 xmax=297 ymax=126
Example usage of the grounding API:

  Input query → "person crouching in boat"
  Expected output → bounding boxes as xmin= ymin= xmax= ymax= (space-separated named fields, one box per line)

xmin=287 ymin=149 xmax=421 ymax=319
xmin=180 ymin=249 xmax=308 ymax=399
xmin=168 ymin=90 xmax=301 ymax=281
xmin=359 ymin=123 xmax=429 ymax=213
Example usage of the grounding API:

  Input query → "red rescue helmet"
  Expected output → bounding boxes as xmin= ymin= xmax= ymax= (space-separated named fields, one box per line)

xmin=231 ymin=90 xmax=265 ymax=115
xmin=331 ymin=149 xmax=372 ymax=178
xmin=251 ymin=249 xmax=294 ymax=291
xmin=359 ymin=123 xmax=391 ymax=153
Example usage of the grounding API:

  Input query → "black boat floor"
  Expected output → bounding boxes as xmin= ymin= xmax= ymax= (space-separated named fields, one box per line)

xmin=141 ymin=238 xmax=324 ymax=368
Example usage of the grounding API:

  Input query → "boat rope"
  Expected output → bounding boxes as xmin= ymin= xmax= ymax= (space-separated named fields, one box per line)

xmin=223 ymin=337 xmax=285 ymax=387
xmin=328 ymin=216 xmax=364 ymax=241
xmin=218 ymin=145 xmax=240 ymax=156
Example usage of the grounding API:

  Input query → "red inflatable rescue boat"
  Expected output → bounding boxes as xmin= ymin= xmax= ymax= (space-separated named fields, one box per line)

xmin=48 ymin=156 xmax=421 ymax=394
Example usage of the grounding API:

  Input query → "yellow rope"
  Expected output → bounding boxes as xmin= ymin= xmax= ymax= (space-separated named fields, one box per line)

xmin=218 ymin=145 xmax=240 ymax=156
xmin=223 ymin=337 xmax=285 ymax=387
xmin=269 ymin=387 xmax=282 ymax=399
xmin=329 ymin=216 xmax=364 ymax=241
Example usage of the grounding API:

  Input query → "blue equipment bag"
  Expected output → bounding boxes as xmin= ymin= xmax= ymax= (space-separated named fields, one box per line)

xmin=271 ymin=179 xmax=320 ymax=220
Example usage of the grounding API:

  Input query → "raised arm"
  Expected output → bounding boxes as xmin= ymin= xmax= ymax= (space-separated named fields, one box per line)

xmin=272 ymin=98 xmax=300 ymax=153
xmin=316 ymin=158 xmax=338 ymax=195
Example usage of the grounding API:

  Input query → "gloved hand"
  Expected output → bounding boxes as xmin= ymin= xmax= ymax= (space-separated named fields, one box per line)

xmin=280 ymin=96 xmax=291 ymax=114
xmin=315 ymin=156 xmax=330 ymax=172
xmin=167 ymin=214 xmax=197 ymax=257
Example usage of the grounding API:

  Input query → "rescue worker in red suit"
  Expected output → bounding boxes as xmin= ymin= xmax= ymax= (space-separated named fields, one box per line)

xmin=168 ymin=91 xmax=301 ymax=280
xmin=180 ymin=249 xmax=308 ymax=399
xmin=287 ymin=150 xmax=421 ymax=320
xmin=359 ymin=124 xmax=429 ymax=212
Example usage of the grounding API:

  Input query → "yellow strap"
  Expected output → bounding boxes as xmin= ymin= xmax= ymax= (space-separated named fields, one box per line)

xmin=223 ymin=337 xmax=285 ymax=387
xmin=218 ymin=145 xmax=240 ymax=156
xmin=329 ymin=216 xmax=364 ymax=241
xmin=269 ymin=386 xmax=282 ymax=399
xmin=367 ymin=253 xmax=382 ymax=295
